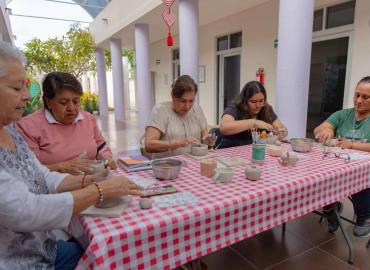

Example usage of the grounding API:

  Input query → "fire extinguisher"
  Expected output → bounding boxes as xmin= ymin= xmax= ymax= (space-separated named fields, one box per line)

xmin=256 ymin=68 xmax=265 ymax=85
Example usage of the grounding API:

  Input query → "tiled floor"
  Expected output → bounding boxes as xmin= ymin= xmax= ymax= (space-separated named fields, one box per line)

xmin=96 ymin=112 xmax=370 ymax=270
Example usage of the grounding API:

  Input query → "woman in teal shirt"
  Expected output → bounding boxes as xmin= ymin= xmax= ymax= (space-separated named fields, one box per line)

xmin=314 ymin=76 xmax=370 ymax=237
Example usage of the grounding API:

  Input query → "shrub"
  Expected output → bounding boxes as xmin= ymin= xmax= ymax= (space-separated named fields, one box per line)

xmin=81 ymin=92 xmax=99 ymax=114
xmin=23 ymin=80 xmax=44 ymax=116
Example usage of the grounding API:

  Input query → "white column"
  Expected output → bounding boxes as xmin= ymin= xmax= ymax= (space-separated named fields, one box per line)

xmin=135 ymin=23 xmax=152 ymax=130
xmin=179 ymin=0 xmax=199 ymax=97
xmin=90 ymin=75 xmax=98 ymax=94
xmin=81 ymin=74 xmax=90 ymax=92
xmin=275 ymin=0 xmax=314 ymax=138
xmin=95 ymin=47 xmax=109 ymax=116
xmin=110 ymin=38 xmax=125 ymax=122
xmin=122 ymin=56 xmax=130 ymax=117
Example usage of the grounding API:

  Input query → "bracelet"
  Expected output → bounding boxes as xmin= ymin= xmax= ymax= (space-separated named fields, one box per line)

xmin=81 ymin=174 xmax=87 ymax=188
xmin=93 ymin=182 xmax=104 ymax=207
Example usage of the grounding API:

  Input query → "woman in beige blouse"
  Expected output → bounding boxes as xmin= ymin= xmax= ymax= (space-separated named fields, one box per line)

xmin=145 ymin=75 xmax=215 ymax=158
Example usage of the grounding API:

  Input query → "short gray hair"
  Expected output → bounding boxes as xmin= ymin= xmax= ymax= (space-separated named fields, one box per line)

xmin=0 ymin=41 xmax=26 ymax=77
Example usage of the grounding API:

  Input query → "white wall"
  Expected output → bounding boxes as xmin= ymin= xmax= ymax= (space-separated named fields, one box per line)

xmin=149 ymin=0 xmax=368 ymax=126
xmin=347 ymin=0 xmax=370 ymax=107
xmin=150 ymin=0 xmax=279 ymax=125
xmin=150 ymin=37 xmax=179 ymax=103
xmin=0 ymin=0 xmax=13 ymax=43
xmin=105 ymin=58 xmax=135 ymax=111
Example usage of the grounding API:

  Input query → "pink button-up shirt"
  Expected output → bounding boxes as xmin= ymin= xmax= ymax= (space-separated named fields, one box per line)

xmin=16 ymin=109 xmax=112 ymax=165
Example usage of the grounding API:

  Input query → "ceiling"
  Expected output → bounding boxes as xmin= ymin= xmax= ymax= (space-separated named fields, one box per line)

xmin=72 ymin=0 xmax=111 ymax=17
xmin=91 ymin=0 xmax=272 ymax=48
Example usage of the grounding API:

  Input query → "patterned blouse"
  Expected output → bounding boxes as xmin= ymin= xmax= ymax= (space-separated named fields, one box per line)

xmin=0 ymin=125 xmax=73 ymax=270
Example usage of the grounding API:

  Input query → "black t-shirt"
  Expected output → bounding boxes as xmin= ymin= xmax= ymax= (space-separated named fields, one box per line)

xmin=221 ymin=104 xmax=278 ymax=146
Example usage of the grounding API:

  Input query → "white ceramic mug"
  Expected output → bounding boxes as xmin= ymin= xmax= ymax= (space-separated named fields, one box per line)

xmin=213 ymin=167 xmax=234 ymax=184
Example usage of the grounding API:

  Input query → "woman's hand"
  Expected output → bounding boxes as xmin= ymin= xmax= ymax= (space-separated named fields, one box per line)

xmin=274 ymin=127 xmax=288 ymax=140
xmin=253 ymin=120 xmax=273 ymax=131
xmin=57 ymin=158 xmax=93 ymax=175
xmin=90 ymin=169 xmax=110 ymax=182
xmin=103 ymin=157 xmax=117 ymax=170
xmin=171 ymin=137 xmax=199 ymax=149
xmin=202 ymin=133 xmax=217 ymax=147
xmin=337 ymin=139 xmax=353 ymax=149
xmin=100 ymin=176 xmax=144 ymax=198
xmin=315 ymin=129 xmax=334 ymax=143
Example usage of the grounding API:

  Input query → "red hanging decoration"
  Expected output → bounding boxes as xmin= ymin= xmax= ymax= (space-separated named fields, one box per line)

xmin=161 ymin=0 xmax=176 ymax=47
xmin=167 ymin=32 xmax=173 ymax=46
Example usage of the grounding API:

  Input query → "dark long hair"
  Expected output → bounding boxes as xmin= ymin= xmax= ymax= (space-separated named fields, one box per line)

xmin=233 ymin=81 xmax=275 ymax=123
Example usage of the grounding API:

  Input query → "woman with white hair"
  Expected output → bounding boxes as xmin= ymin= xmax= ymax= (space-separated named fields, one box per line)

xmin=0 ymin=41 xmax=143 ymax=269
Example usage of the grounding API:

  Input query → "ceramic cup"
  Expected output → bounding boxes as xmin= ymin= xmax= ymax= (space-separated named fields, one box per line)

xmin=279 ymin=152 xmax=299 ymax=167
xmin=213 ymin=167 xmax=234 ymax=184
xmin=252 ymin=144 xmax=266 ymax=164
xmin=266 ymin=145 xmax=283 ymax=157
xmin=245 ymin=165 xmax=262 ymax=181
xmin=200 ymin=159 xmax=217 ymax=177
xmin=191 ymin=144 xmax=209 ymax=156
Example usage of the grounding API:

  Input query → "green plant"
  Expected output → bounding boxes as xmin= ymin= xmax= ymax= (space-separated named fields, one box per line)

xmin=23 ymin=25 xmax=111 ymax=78
xmin=80 ymin=92 xmax=99 ymax=114
xmin=23 ymin=80 xmax=44 ymax=116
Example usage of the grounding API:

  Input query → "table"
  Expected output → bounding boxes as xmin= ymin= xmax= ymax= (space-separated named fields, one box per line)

xmin=75 ymin=145 xmax=370 ymax=269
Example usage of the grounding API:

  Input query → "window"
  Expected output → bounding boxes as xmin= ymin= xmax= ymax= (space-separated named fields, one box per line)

xmin=217 ymin=32 xmax=242 ymax=52
xmin=313 ymin=9 xmax=323 ymax=32
xmin=313 ymin=0 xmax=355 ymax=32
xmin=172 ymin=49 xmax=180 ymax=81
xmin=172 ymin=49 xmax=179 ymax=61
xmin=326 ymin=0 xmax=355 ymax=29
xmin=230 ymin=32 xmax=242 ymax=49
xmin=217 ymin=36 xmax=228 ymax=51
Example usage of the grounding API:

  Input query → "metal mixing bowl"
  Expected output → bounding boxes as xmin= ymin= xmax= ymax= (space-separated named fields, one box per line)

xmin=152 ymin=159 xmax=183 ymax=180
xmin=290 ymin=138 xmax=314 ymax=152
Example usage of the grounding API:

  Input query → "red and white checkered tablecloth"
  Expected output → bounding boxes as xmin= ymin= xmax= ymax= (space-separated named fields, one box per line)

xmin=75 ymin=145 xmax=370 ymax=270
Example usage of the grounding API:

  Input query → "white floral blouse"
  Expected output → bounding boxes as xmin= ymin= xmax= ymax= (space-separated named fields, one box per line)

xmin=0 ymin=125 xmax=73 ymax=270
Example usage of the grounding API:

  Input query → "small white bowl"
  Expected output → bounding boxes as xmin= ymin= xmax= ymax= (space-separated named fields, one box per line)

xmin=191 ymin=144 xmax=208 ymax=156
xmin=265 ymin=135 xmax=279 ymax=145
xmin=266 ymin=145 xmax=283 ymax=157
xmin=323 ymin=139 xmax=338 ymax=147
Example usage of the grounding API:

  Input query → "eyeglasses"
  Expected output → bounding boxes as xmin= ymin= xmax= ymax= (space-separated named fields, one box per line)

xmin=322 ymin=151 xmax=350 ymax=163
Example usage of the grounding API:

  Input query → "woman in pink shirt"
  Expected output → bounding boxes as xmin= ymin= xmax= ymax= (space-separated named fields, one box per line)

xmin=16 ymin=72 xmax=117 ymax=175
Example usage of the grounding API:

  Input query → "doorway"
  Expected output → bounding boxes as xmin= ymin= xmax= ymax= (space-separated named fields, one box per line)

xmin=306 ymin=36 xmax=349 ymax=137
xmin=217 ymin=52 xmax=241 ymax=123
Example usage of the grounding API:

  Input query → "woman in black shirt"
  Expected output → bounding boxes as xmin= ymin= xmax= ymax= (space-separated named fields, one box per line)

xmin=219 ymin=81 xmax=288 ymax=148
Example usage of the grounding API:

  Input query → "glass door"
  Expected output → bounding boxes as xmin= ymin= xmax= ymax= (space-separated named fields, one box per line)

xmin=217 ymin=52 xmax=241 ymax=123
xmin=306 ymin=36 xmax=349 ymax=137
